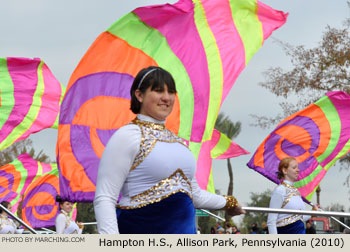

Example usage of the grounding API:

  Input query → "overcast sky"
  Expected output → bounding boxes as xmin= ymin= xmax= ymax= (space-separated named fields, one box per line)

xmin=1 ymin=0 xmax=349 ymax=224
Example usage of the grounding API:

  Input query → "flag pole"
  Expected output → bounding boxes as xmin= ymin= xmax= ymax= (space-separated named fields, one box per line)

xmin=81 ymin=222 xmax=97 ymax=226
xmin=307 ymin=202 xmax=350 ymax=230
xmin=243 ymin=206 xmax=350 ymax=230
xmin=200 ymin=209 xmax=225 ymax=221
xmin=199 ymin=207 xmax=350 ymax=230
xmin=328 ymin=216 xmax=350 ymax=230
xmin=0 ymin=204 xmax=38 ymax=234
xmin=242 ymin=206 xmax=350 ymax=218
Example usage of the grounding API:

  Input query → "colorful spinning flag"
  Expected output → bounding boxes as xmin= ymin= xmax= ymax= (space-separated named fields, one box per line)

xmin=19 ymin=169 xmax=77 ymax=229
xmin=19 ymin=166 xmax=78 ymax=229
xmin=194 ymin=129 xmax=249 ymax=192
xmin=247 ymin=91 xmax=350 ymax=201
xmin=0 ymin=154 xmax=77 ymax=228
xmin=20 ymin=169 xmax=59 ymax=228
xmin=57 ymin=0 xmax=287 ymax=201
xmin=0 ymin=57 xmax=65 ymax=151
xmin=0 ymin=153 xmax=54 ymax=213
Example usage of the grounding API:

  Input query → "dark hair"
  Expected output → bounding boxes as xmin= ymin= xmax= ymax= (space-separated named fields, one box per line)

xmin=56 ymin=195 xmax=63 ymax=203
xmin=55 ymin=195 xmax=74 ymax=210
xmin=277 ymin=157 xmax=296 ymax=180
xmin=56 ymin=195 xmax=66 ymax=210
xmin=0 ymin=201 xmax=10 ymax=214
xmin=130 ymin=66 xmax=176 ymax=114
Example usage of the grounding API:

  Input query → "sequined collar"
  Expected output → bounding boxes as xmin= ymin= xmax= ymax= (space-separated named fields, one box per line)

xmin=132 ymin=117 xmax=166 ymax=131
xmin=281 ymin=181 xmax=296 ymax=189
xmin=60 ymin=210 xmax=70 ymax=217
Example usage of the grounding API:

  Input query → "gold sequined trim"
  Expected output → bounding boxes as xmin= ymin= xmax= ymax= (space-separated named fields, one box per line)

xmin=282 ymin=182 xmax=297 ymax=190
xmin=281 ymin=192 xmax=300 ymax=208
xmin=131 ymin=118 xmax=166 ymax=131
xmin=222 ymin=195 xmax=239 ymax=210
xmin=118 ymin=168 xmax=192 ymax=209
xmin=118 ymin=189 xmax=192 ymax=210
xmin=277 ymin=214 xmax=303 ymax=227
xmin=60 ymin=210 xmax=72 ymax=230
xmin=0 ymin=215 xmax=17 ymax=231
xmin=281 ymin=182 xmax=301 ymax=208
xmin=130 ymin=118 xmax=188 ymax=170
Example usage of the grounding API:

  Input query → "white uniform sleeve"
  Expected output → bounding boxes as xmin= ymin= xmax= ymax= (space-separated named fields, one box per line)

xmin=191 ymin=177 xmax=226 ymax=209
xmin=11 ymin=219 xmax=24 ymax=234
xmin=15 ymin=229 xmax=24 ymax=234
xmin=267 ymin=187 xmax=284 ymax=234
xmin=55 ymin=214 xmax=66 ymax=234
xmin=93 ymin=125 xmax=140 ymax=234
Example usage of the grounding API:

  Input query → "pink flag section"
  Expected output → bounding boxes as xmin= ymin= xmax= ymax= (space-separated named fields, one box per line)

xmin=134 ymin=1 xmax=211 ymax=142
xmin=0 ymin=57 xmax=65 ymax=151
xmin=134 ymin=0 xmax=287 ymax=142
xmin=196 ymin=129 xmax=249 ymax=191
xmin=210 ymin=129 xmax=250 ymax=159
xmin=0 ymin=153 xmax=55 ymax=214
xmin=257 ymin=1 xmax=288 ymax=41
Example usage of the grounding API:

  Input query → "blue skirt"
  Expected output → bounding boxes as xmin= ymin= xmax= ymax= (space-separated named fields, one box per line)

xmin=117 ymin=192 xmax=196 ymax=234
xmin=277 ymin=220 xmax=305 ymax=234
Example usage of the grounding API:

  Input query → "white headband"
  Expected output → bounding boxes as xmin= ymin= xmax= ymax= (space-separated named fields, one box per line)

xmin=137 ymin=68 xmax=157 ymax=89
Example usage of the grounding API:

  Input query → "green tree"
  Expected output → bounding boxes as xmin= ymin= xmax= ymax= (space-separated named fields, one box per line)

xmin=214 ymin=112 xmax=241 ymax=224
xmin=241 ymin=189 xmax=271 ymax=234
xmin=197 ymin=213 xmax=219 ymax=234
xmin=76 ymin=202 xmax=97 ymax=234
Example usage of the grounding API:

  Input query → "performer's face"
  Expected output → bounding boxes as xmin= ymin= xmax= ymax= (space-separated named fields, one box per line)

xmin=283 ymin=159 xmax=299 ymax=182
xmin=60 ymin=201 xmax=73 ymax=213
xmin=136 ymin=84 xmax=175 ymax=121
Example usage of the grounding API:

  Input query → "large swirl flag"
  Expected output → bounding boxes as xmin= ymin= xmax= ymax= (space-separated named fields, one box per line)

xmin=57 ymin=0 xmax=287 ymax=201
xmin=247 ymin=91 xmax=350 ymax=201
xmin=21 ymin=168 xmax=61 ymax=229
xmin=0 ymin=154 xmax=76 ymax=228
xmin=0 ymin=153 xmax=54 ymax=214
xmin=0 ymin=57 xmax=65 ymax=151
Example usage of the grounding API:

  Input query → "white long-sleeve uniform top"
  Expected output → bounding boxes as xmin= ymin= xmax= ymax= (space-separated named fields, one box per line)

xmin=0 ymin=214 xmax=24 ymax=234
xmin=94 ymin=114 xmax=227 ymax=234
xmin=267 ymin=180 xmax=311 ymax=234
xmin=55 ymin=210 xmax=82 ymax=234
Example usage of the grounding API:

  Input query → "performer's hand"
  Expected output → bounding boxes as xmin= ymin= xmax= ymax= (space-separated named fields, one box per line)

xmin=226 ymin=203 xmax=246 ymax=216
xmin=77 ymin=222 xmax=84 ymax=229
xmin=312 ymin=204 xmax=321 ymax=211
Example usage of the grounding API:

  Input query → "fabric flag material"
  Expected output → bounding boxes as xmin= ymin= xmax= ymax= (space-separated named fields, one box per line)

xmin=57 ymin=0 xmax=287 ymax=202
xmin=0 ymin=154 xmax=76 ymax=228
xmin=20 ymin=167 xmax=78 ymax=229
xmin=194 ymin=129 xmax=249 ymax=192
xmin=0 ymin=153 xmax=54 ymax=213
xmin=0 ymin=57 xmax=65 ymax=151
xmin=21 ymin=168 xmax=59 ymax=228
xmin=247 ymin=91 xmax=350 ymax=201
